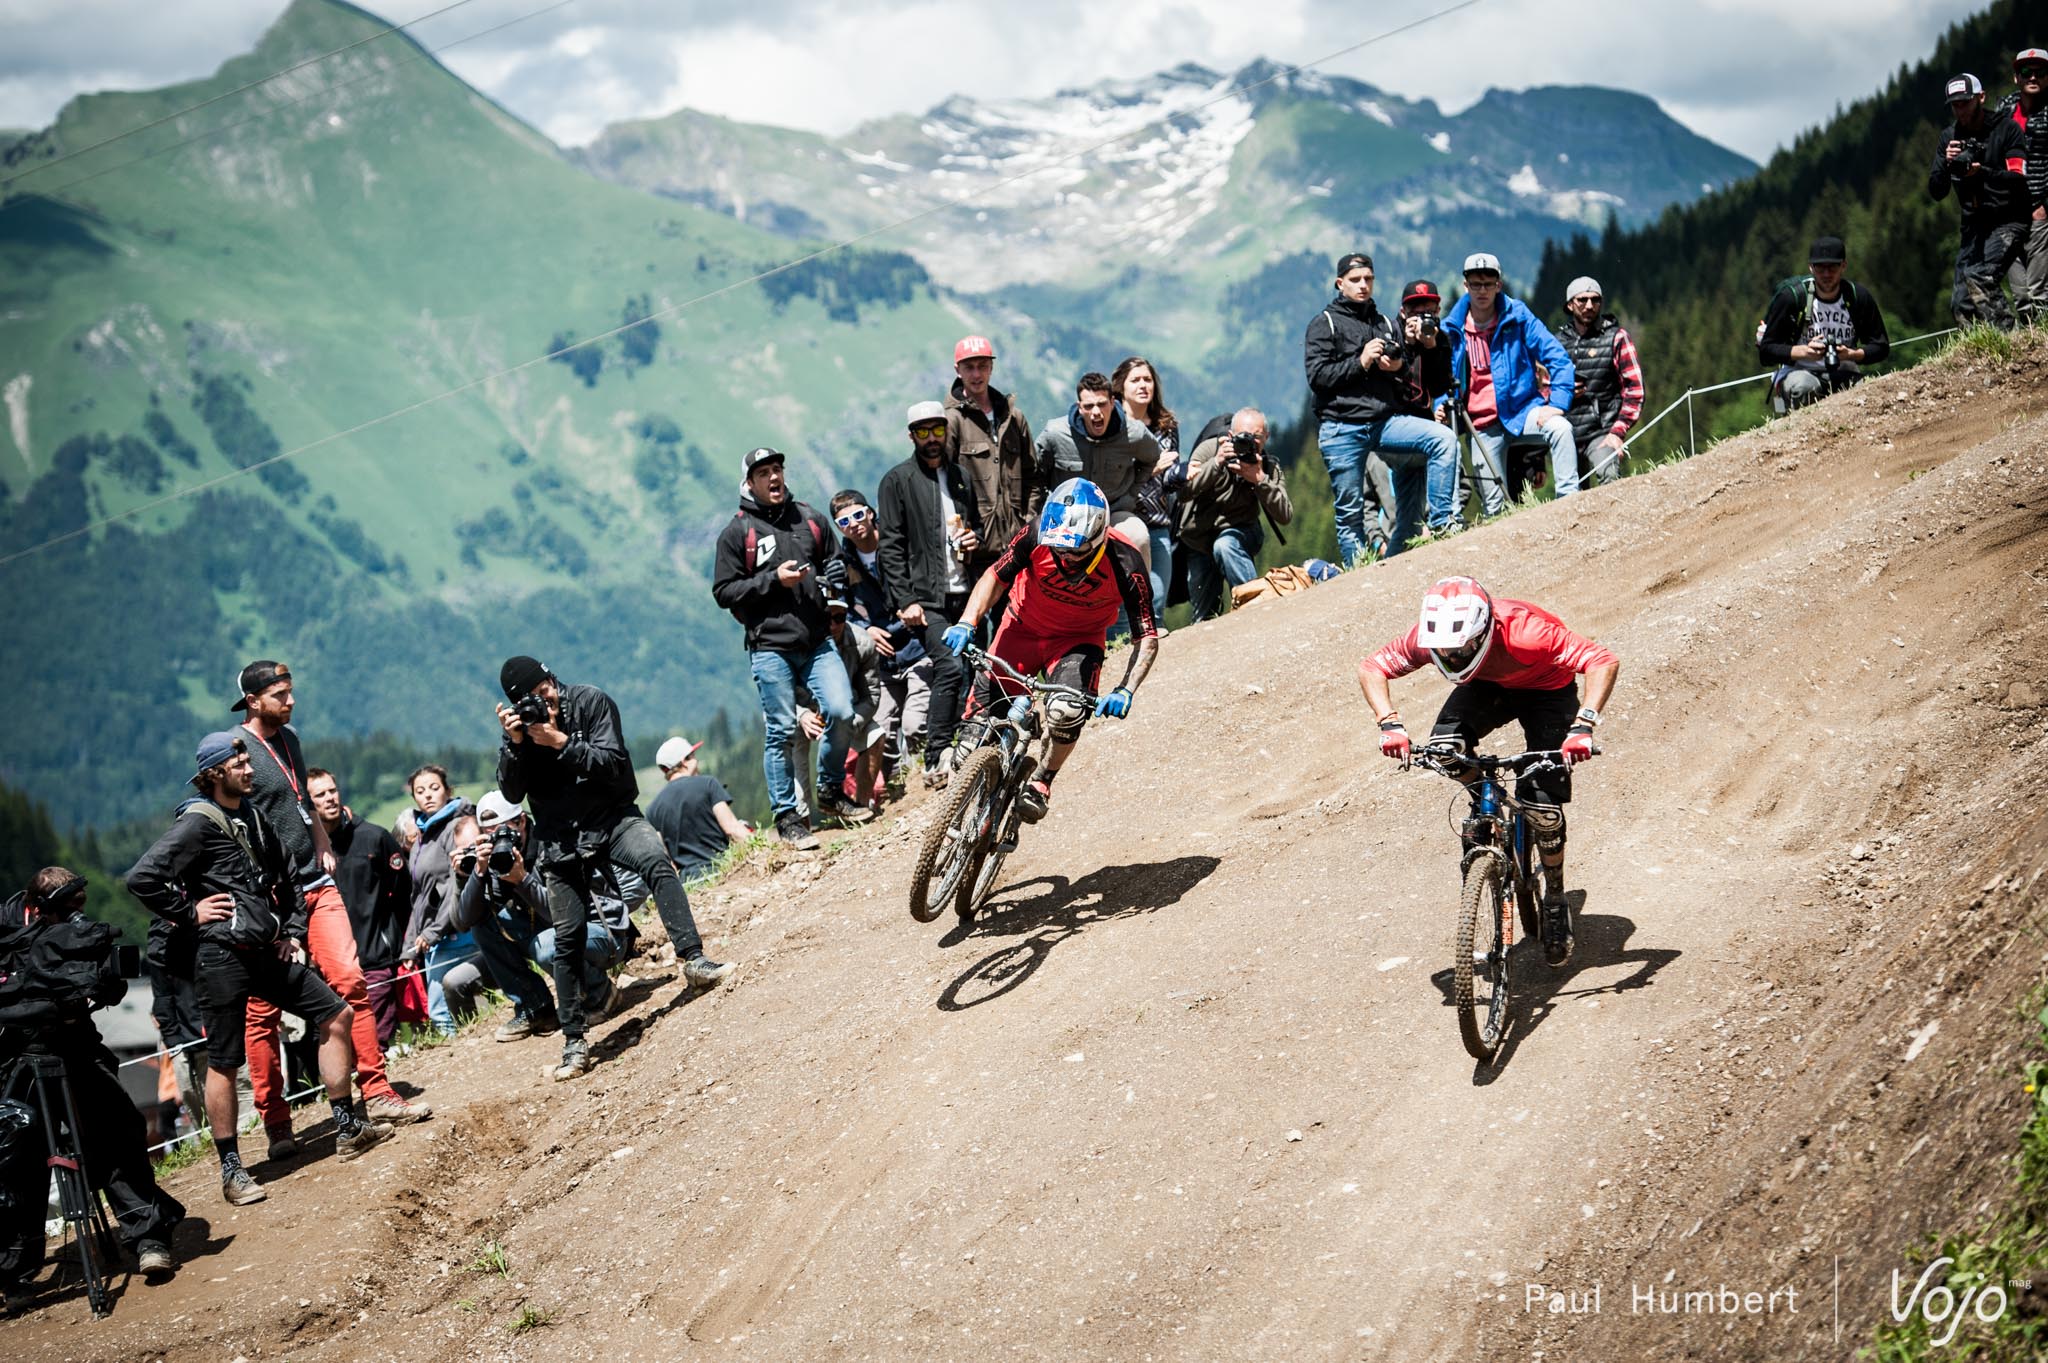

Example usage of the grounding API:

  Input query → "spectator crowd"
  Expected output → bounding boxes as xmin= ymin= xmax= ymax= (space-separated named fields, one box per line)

xmin=4 ymin=42 xmax=2042 ymax=1302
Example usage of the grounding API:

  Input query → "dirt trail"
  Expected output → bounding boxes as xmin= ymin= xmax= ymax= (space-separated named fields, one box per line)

xmin=11 ymin=341 xmax=2047 ymax=1362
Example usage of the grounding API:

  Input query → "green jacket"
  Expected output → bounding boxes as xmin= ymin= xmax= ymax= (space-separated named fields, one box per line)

xmin=1176 ymin=435 xmax=1292 ymax=554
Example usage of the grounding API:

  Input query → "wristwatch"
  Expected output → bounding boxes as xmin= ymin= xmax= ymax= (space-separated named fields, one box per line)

xmin=1575 ymin=706 xmax=1602 ymax=727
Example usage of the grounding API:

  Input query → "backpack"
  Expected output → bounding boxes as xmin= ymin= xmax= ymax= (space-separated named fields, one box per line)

xmin=738 ymin=505 xmax=829 ymax=571
xmin=1776 ymin=275 xmax=1863 ymax=331
xmin=0 ymin=915 xmax=123 ymax=1028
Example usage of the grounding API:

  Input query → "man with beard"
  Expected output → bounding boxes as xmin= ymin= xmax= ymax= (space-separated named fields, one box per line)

xmin=877 ymin=403 xmax=980 ymax=787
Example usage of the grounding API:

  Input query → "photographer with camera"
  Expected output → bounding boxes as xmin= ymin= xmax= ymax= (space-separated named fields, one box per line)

xmin=713 ymin=446 xmax=859 ymax=845
xmin=1 ymin=869 xmax=186 ymax=1291
xmin=1305 ymin=253 xmax=1461 ymax=564
xmin=1177 ymin=409 xmax=1293 ymax=621
xmin=1757 ymin=236 xmax=1891 ymax=414
xmin=452 ymin=792 xmax=624 ymax=1042
xmin=1928 ymin=72 xmax=2029 ymax=330
xmin=494 ymin=657 xmax=733 ymax=1082
xmin=127 ymin=733 xmax=393 ymax=1208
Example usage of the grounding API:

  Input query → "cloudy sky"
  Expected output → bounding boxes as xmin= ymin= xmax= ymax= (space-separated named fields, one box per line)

xmin=0 ymin=0 xmax=1987 ymax=162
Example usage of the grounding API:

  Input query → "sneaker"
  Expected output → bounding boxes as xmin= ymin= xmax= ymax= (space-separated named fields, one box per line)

xmin=264 ymin=1126 xmax=298 ymax=1161
xmin=552 ymin=1040 xmax=590 ymax=1081
xmin=335 ymin=1120 xmax=395 ymax=1161
xmin=1016 ymin=776 xmax=1054 ymax=824
xmin=1541 ymin=892 xmax=1573 ymax=968
xmin=923 ymin=744 xmax=959 ymax=790
xmin=363 ymin=1093 xmax=433 ymax=1125
xmin=221 ymin=1167 xmax=267 ymax=1206
xmin=819 ymin=793 xmax=876 ymax=826
xmin=682 ymin=952 xmax=735 ymax=990
xmin=136 ymin=1239 xmax=175 ymax=1278
xmin=494 ymin=1014 xmax=534 ymax=1042
xmin=775 ymin=810 xmax=820 ymax=851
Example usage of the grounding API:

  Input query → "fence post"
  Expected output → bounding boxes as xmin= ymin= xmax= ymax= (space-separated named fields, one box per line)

xmin=1686 ymin=390 xmax=1696 ymax=459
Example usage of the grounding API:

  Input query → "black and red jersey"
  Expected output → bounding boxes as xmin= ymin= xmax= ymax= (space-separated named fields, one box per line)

xmin=987 ymin=522 xmax=1156 ymax=644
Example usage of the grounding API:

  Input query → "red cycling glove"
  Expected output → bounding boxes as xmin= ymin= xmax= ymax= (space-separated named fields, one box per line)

xmin=1378 ymin=719 xmax=1411 ymax=761
xmin=1562 ymin=724 xmax=1596 ymax=765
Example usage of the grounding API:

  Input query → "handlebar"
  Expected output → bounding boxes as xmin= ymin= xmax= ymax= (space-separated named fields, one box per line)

xmin=1407 ymin=742 xmax=1596 ymax=781
xmin=959 ymin=642 xmax=1096 ymax=707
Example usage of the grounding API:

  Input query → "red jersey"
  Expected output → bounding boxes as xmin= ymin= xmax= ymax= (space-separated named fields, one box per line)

xmin=988 ymin=523 xmax=1156 ymax=645
xmin=1366 ymin=597 xmax=1615 ymax=691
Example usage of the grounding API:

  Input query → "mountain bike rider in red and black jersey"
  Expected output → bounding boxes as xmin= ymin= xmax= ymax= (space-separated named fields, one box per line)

xmin=944 ymin=477 xmax=1159 ymax=822
xmin=1358 ymin=576 xmax=1619 ymax=964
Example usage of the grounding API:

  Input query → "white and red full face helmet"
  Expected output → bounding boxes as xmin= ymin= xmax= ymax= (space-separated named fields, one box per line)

xmin=1419 ymin=576 xmax=1495 ymax=683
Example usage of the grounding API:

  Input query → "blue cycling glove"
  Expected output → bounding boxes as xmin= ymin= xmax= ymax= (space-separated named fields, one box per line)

xmin=1095 ymin=687 xmax=1133 ymax=719
xmin=942 ymin=623 xmax=975 ymax=655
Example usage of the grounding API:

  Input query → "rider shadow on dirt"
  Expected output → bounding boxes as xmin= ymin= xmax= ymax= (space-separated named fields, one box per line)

xmin=1426 ymin=893 xmax=1681 ymax=1083
xmin=936 ymin=855 xmax=1222 ymax=1012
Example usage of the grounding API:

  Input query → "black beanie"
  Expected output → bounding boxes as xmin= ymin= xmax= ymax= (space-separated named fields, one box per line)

xmin=499 ymin=655 xmax=552 ymax=700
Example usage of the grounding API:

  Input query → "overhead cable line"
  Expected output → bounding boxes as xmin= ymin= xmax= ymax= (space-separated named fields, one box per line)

xmin=22 ymin=0 xmax=578 ymax=202
xmin=0 ymin=0 xmax=1483 ymax=570
xmin=1 ymin=0 xmax=491 ymax=190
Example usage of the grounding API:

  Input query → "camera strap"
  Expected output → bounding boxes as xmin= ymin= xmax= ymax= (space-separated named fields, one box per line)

xmin=183 ymin=800 xmax=260 ymax=875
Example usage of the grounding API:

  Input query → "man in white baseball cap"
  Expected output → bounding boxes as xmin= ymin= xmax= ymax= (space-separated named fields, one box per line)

xmin=646 ymin=737 xmax=752 ymax=879
xmin=1442 ymin=252 xmax=1581 ymax=516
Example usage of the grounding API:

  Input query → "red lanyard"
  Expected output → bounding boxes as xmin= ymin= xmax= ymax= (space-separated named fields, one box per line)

xmin=242 ymin=721 xmax=302 ymax=801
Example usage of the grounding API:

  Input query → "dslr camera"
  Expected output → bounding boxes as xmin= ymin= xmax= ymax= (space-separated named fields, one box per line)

xmin=1947 ymin=135 xmax=1987 ymax=178
xmin=487 ymin=825 xmax=522 ymax=876
xmin=513 ymin=692 xmax=551 ymax=728
xmin=1224 ymin=431 xmax=1264 ymax=469
xmin=1415 ymin=312 xmax=1441 ymax=342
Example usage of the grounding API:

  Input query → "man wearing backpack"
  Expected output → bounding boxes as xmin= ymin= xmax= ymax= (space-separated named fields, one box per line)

xmin=127 ymin=733 xmax=395 ymax=1207
xmin=712 ymin=446 xmax=859 ymax=847
xmin=1178 ymin=409 xmax=1293 ymax=621
xmin=1757 ymin=236 xmax=1892 ymax=413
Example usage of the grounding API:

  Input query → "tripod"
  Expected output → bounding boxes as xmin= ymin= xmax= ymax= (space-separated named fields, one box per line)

xmin=17 ymin=1052 xmax=119 ymax=1318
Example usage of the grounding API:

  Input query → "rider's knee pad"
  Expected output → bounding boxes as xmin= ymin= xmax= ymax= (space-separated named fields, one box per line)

xmin=1524 ymin=801 xmax=1566 ymax=851
xmin=1045 ymin=691 xmax=1090 ymax=745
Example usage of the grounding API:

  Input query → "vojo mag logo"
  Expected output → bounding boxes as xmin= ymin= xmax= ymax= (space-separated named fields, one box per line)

xmin=1889 ymin=1257 xmax=2028 ymax=1347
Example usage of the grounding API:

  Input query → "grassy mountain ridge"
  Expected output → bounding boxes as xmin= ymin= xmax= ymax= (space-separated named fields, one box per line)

xmin=1533 ymin=0 xmax=2035 ymax=440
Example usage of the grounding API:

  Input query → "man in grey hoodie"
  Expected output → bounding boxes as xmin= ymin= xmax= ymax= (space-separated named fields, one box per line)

xmin=1032 ymin=372 xmax=1162 ymax=573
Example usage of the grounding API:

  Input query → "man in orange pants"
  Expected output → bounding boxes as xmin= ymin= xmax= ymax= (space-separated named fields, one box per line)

xmin=230 ymin=661 xmax=431 ymax=1158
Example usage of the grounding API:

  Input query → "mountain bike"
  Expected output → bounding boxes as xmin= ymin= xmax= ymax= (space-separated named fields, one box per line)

xmin=1409 ymin=741 xmax=1588 ymax=1062
xmin=908 ymin=644 xmax=1098 ymax=926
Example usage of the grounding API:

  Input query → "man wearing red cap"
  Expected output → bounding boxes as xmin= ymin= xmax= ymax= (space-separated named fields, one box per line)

xmin=944 ymin=335 xmax=1040 ymax=579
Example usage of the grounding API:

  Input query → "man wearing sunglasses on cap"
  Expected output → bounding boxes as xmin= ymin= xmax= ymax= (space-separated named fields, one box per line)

xmin=1995 ymin=49 xmax=2048 ymax=322
xmin=1929 ymin=72 xmax=2030 ymax=330
xmin=877 ymin=402 xmax=981 ymax=788
xmin=831 ymin=488 xmax=927 ymax=790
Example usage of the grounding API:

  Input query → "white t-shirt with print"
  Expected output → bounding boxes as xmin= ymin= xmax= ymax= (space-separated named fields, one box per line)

xmin=1795 ymin=293 xmax=1860 ymax=374
xmin=935 ymin=476 xmax=969 ymax=596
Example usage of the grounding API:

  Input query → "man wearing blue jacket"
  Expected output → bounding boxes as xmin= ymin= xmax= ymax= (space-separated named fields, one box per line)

xmin=1443 ymin=252 xmax=1580 ymax=517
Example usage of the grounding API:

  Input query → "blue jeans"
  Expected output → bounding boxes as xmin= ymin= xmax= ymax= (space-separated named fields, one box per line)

xmin=424 ymin=932 xmax=479 ymax=1035
xmin=1467 ymin=418 xmax=1580 ymax=517
xmin=1147 ymin=524 xmax=1175 ymax=620
xmin=751 ymin=640 xmax=855 ymax=817
xmin=1186 ymin=525 xmax=1263 ymax=621
xmin=1319 ymin=416 xmax=1460 ymax=564
xmin=473 ymin=902 xmax=616 ymax=1023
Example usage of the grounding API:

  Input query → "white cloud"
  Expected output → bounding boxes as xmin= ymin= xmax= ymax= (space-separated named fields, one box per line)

xmin=0 ymin=0 xmax=1986 ymax=162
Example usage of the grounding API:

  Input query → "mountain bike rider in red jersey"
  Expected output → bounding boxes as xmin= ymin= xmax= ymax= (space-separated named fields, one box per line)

xmin=1358 ymin=575 xmax=1619 ymax=963
xmin=944 ymin=477 xmax=1159 ymax=822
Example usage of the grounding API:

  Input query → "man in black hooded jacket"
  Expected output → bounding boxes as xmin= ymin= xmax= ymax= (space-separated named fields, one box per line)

xmin=712 ymin=446 xmax=860 ymax=841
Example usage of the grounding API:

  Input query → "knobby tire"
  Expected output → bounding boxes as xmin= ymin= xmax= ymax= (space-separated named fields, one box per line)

xmin=1455 ymin=854 xmax=1512 ymax=1062
xmin=908 ymin=747 xmax=1004 ymax=924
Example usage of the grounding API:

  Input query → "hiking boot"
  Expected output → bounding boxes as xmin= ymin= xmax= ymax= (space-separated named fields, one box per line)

xmin=1016 ymin=776 xmax=1054 ymax=824
xmin=335 ymin=1120 xmax=395 ymax=1162
xmin=495 ymin=1014 xmax=535 ymax=1042
xmin=1541 ymin=891 xmax=1573 ymax=968
xmin=586 ymin=976 xmax=619 ymax=1025
xmin=552 ymin=1039 xmax=590 ymax=1081
xmin=136 ymin=1239 xmax=175 ymax=1278
xmin=363 ymin=1093 xmax=432 ymax=1125
xmin=221 ymin=1167 xmax=267 ymax=1206
xmin=819 ymin=793 xmax=876 ymax=826
xmin=683 ymin=952 xmax=735 ymax=990
xmin=264 ymin=1126 xmax=298 ymax=1161
xmin=775 ymin=810 xmax=820 ymax=851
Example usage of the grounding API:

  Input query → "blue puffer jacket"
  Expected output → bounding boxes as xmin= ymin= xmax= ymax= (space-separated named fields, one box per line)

xmin=1443 ymin=292 xmax=1576 ymax=436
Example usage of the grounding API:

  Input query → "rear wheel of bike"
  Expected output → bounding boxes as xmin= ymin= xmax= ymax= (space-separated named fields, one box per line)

xmin=1455 ymin=853 xmax=1513 ymax=1062
xmin=909 ymin=747 xmax=1004 ymax=924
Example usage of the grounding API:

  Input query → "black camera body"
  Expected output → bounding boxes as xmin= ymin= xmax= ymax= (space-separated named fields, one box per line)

xmin=1948 ymin=135 xmax=1987 ymax=178
xmin=513 ymin=693 xmax=551 ymax=727
xmin=1228 ymin=431 xmax=1259 ymax=457
xmin=488 ymin=827 xmax=521 ymax=877
xmin=1416 ymin=312 xmax=1440 ymax=341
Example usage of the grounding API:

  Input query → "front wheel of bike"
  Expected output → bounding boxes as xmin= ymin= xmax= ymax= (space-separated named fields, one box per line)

xmin=1454 ymin=853 xmax=1513 ymax=1062
xmin=908 ymin=747 xmax=1005 ymax=924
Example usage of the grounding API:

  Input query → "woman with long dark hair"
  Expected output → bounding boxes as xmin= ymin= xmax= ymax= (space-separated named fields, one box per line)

xmin=1114 ymin=356 xmax=1186 ymax=620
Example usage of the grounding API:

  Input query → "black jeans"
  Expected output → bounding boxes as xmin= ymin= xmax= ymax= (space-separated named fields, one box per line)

xmin=911 ymin=590 xmax=973 ymax=752
xmin=1428 ymin=681 xmax=1580 ymax=806
xmin=542 ymin=815 xmax=703 ymax=1040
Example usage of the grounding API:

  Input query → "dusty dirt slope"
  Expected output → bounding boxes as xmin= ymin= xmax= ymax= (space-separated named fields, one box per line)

xmin=9 ymin=340 xmax=2048 ymax=1362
